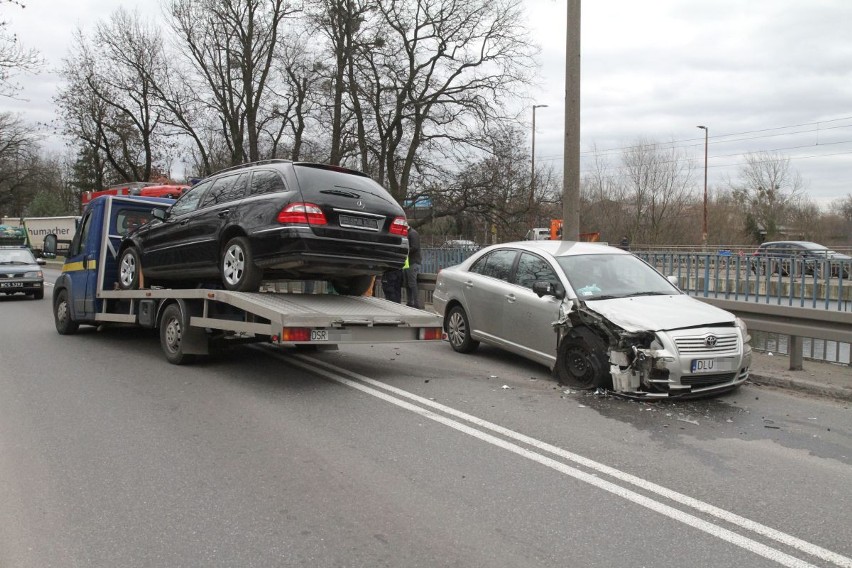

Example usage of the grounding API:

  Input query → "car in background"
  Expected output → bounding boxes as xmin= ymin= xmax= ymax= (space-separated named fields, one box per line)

xmin=0 ymin=246 xmax=45 ymax=299
xmin=440 ymin=239 xmax=480 ymax=251
xmin=432 ymin=241 xmax=752 ymax=399
xmin=750 ymin=241 xmax=851 ymax=278
xmin=117 ymin=160 xmax=409 ymax=294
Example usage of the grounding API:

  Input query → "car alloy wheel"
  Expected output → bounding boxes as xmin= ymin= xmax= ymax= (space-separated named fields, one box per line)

xmin=221 ymin=236 xmax=262 ymax=292
xmin=446 ymin=305 xmax=479 ymax=353
xmin=118 ymin=247 xmax=141 ymax=290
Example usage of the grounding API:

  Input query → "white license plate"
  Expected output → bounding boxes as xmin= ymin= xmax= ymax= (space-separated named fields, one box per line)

xmin=0 ymin=282 xmax=24 ymax=288
xmin=690 ymin=358 xmax=732 ymax=373
xmin=310 ymin=330 xmax=329 ymax=341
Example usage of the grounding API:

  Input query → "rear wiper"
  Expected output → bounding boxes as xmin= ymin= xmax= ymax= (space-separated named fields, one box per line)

xmin=320 ymin=189 xmax=360 ymax=198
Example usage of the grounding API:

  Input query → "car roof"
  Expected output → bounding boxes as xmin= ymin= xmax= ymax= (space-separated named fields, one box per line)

xmin=479 ymin=240 xmax=629 ymax=258
xmin=759 ymin=241 xmax=827 ymax=249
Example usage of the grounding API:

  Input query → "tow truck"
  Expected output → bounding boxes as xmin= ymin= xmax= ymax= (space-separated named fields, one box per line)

xmin=51 ymin=195 xmax=443 ymax=363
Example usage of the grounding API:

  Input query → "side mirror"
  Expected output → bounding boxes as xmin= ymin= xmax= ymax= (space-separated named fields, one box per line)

xmin=532 ymin=281 xmax=565 ymax=299
xmin=42 ymin=234 xmax=57 ymax=259
xmin=152 ymin=208 xmax=166 ymax=220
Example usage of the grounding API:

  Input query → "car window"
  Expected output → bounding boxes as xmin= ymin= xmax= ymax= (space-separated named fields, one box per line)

xmin=68 ymin=213 xmax=92 ymax=257
xmin=469 ymin=249 xmax=517 ymax=282
xmin=514 ymin=252 xmax=559 ymax=290
xmin=170 ymin=181 xmax=211 ymax=216
xmin=250 ymin=170 xmax=286 ymax=195
xmin=116 ymin=209 xmax=156 ymax=236
xmin=200 ymin=174 xmax=247 ymax=207
xmin=558 ymin=253 xmax=679 ymax=299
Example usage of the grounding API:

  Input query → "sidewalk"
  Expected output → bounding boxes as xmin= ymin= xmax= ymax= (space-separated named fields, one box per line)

xmin=748 ymin=350 xmax=852 ymax=402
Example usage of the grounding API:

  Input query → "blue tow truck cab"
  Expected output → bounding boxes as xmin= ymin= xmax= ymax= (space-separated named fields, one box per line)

xmin=52 ymin=195 xmax=443 ymax=364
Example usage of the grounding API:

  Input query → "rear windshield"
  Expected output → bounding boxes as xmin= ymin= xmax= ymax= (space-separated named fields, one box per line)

xmin=293 ymin=164 xmax=388 ymax=198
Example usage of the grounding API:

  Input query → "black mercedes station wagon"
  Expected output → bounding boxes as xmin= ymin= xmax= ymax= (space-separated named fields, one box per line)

xmin=117 ymin=161 xmax=409 ymax=294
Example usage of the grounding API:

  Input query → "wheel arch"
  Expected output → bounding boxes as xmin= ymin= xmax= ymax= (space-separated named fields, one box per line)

xmin=220 ymin=225 xmax=248 ymax=253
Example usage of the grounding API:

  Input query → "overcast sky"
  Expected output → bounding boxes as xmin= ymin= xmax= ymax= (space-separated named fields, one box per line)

xmin=4 ymin=0 xmax=852 ymax=207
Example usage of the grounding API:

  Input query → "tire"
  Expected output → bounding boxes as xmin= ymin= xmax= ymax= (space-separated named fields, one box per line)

xmin=159 ymin=303 xmax=195 ymax=364
xmin=221 ymin=236 xmax=263 ymax=292
xmin=330 ymin=275 xmax=374 ymax=296
xmin=446 ymin=305 xmax=479 ymax=353
xmin=554 ymin=327 xmax=611 ymax=390
xmin=54 ymin=289 xmax=79 ymax=335
xmin=118 ymin=247 xmax=141 ymax=290
xmin=33 ymin=289 xmax=44 ymax=300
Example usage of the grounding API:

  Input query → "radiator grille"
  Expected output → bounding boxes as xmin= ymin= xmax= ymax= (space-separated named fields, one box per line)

xmin=674 ymin=333 xmax=738 ymax=355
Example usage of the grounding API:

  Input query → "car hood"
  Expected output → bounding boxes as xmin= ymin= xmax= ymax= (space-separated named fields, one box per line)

xmin=582 ymin=294 xmax=735 ymax=333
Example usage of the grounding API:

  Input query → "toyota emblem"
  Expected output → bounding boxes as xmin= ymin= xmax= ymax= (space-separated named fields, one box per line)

xmin=705 ymin=335 xmax=718 ymax=348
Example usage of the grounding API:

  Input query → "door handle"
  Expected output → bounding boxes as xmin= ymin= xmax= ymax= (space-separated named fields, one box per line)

xmin=505 ymin=293 xmax=516 ymax=303
xmin=180 ymin=219 xmax=189 ymax=225
xmin=464 ymin=280 xmax=474 ymax=289
xmin=217 ymin=209 xmax=230 ymax=218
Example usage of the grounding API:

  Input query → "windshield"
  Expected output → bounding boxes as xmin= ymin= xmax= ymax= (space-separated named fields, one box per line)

xmin=556 ymin=253 xmax=680 ymax=300
xmin=0 ymin=249 xmax=36 ymax=264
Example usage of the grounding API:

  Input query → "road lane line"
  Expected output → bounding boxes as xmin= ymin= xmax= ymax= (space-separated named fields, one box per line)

xmin=287 ymin=351 xmax=852 ymax=568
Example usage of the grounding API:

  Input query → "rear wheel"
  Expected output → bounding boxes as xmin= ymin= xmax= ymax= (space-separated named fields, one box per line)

xmin=330 ymin=275 xmax=374 ymax=296
xmin=159 ymin=304 xmax=195 ymax=364
xmin=446 ymin=305 xmax=479 ymax=353
xmin=554 ymin=327 xmax=610 ymax=390
xmin=221 ymin=237 xmax=263 ymax=292
xmin=54 ymin=289 xmax=79 ymax=335
xmin=118 ymin=247 xmax=141 ymax=290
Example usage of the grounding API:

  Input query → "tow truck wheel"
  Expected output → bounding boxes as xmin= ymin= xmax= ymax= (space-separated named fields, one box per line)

xmin=118 ymin=247 xmax=141 ymax=290
xmin=222 ymin=237 xmax=262 ymax=292
xmin=446 ymin=305 xmax=479 ymax=353
xmin=54 ymin=289 xmax=79 ymax=335
xmin=159 ymin=304 xmax=195 ymax=364
xmin=554 ymin=327 xmax=610 ymax=390
xmin=330 ymin=275 xmax=374 ymax=296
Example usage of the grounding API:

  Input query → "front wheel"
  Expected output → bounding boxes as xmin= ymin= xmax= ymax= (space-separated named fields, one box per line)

xmin=221 ymin=236 xmax=263 ymax=292
xmin=159 ymin=304 xmax=195 ymax=364
xmin=54 ymin=289 xmax=79 ymax=335
xmin=118 ymin=247 xmax=142 ymax=290
xmin=446 ymin=305 xmax=479 ymax=353
xmin=554 ymin=327 xmax=610 ymax=390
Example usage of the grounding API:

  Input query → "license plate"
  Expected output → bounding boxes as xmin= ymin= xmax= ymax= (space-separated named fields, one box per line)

xmin=691 ymin=358 xmax=732 ymax=373
xmin=339 ymin=214 xmax=379 ymax=230
xmin=0 ymin=282 xmax=23 ymax=288
xmin=310 ymin=330 xmax=328 ymax=341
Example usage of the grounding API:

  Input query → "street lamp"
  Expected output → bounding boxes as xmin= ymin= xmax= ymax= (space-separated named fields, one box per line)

xmin=530 ymin=104 xmax=549 ymax=228
xmin=697 ymin=125 xmax=708 ymax=249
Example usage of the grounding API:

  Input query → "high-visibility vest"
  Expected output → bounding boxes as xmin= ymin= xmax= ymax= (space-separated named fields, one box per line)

xmin=403 ymin=256 xmax=410 ymax=269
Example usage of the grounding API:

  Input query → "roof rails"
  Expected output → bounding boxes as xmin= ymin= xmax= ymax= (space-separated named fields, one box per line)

xmin=212 ymin=158 xmax=293 ymax=176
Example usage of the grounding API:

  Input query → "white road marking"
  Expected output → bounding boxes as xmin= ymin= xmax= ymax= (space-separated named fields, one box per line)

xmin=275 ymin=350 xmax=852 ymax=568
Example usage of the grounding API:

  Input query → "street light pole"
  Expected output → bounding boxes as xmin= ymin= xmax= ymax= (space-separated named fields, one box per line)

xmin=529 ymin=104 xmax=548 ymax=229
xmin=697 ymin=125 xmax=708 ymax=249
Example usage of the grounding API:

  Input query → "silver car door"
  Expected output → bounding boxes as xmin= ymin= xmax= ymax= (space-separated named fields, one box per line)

xmin=463 ymin=249 xmax=518 ymax=341
xmin=503 ymin=251 xmax=562 ymax=361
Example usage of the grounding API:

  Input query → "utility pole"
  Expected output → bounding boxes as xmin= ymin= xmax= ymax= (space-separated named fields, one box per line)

xmin=562 ymin=0 xmax=581 ymax=241
xmin=529 ymin=104 xmax=548 ymax=229
xmin=697 ymin=125 xmax=708 ymax=249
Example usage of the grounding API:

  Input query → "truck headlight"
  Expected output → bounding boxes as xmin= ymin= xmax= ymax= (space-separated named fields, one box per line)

xmin=24 ymin=271 xmax=43 ymax=278
xmin=735 ymin=317 xmax=750 ymax=343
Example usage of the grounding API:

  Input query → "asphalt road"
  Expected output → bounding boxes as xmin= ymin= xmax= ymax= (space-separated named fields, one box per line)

xmin=1 ymin=287 xmax=850 ymax=568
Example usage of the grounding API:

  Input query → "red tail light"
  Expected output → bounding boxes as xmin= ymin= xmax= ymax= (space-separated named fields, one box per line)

xmin=389 ymin=216 xmax=408 ymax=236
xmin=278 ymin=203 xmax=327 ymax=225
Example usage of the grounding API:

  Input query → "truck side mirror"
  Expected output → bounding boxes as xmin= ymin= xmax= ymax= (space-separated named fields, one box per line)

xmin=42 ymin=234 xmax=57 ymax=259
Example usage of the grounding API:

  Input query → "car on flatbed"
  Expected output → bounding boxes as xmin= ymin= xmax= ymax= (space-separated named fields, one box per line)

xmin=433 ymin=240 xmax=752 ymax=399
xmin=0 ymin=246 xmax=45 ymax=299
xmin=117 ymin=160 xmax=409 ymax=294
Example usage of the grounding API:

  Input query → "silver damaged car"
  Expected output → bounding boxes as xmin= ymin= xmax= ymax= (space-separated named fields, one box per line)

xmin=432 ymin=241 xmax=752 ymax=399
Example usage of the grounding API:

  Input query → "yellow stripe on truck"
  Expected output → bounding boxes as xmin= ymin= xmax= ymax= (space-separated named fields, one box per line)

xmin=62 ymin=261 xmax=97 ymax=272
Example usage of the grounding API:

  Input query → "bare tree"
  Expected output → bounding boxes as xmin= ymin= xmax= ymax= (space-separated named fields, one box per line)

xmin=728 ymin=151 xmax=805 ymax=242
xmin=167 ymin=0 xmax=299 ymax=167
xmin=0 ymin=0 xmax=42 ymax=98
xmin=0 ymin=111 xmax=39 ymax=215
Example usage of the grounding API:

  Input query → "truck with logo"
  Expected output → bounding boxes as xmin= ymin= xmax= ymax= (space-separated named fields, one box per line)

xmin=1 ymin=215 xmax=80 ymax=255
xmin=52 ymin=195 xmax=442 ymax=363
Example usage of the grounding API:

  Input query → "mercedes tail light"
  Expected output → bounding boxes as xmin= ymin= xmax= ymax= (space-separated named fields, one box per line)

xmin=389 ymin=216 xmax=408 ymax=236
xmin=277 ymin=203 xmax=328 ymax=225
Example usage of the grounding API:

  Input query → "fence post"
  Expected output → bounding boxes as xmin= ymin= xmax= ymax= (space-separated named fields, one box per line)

xmin=788 ymin=335 xmax=803 ymax=370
